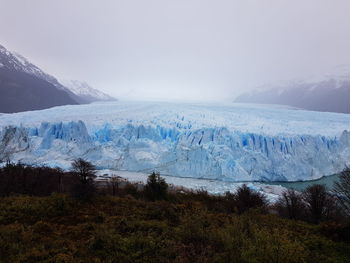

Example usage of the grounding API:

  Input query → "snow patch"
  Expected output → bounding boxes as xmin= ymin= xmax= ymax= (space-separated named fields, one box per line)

xmin=12 ymin=52 xmax=28 ymax=66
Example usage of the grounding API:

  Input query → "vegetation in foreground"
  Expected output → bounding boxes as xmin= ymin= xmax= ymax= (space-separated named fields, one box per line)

xmin=0 ymin=161 xmax=349 ymax=263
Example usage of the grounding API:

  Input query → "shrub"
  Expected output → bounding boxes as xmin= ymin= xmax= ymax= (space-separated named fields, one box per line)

xmin=70 ymin=181 xmax=96 ymax=201
xmin=123 ymin=182 xmax=140 ymax=198
xmin=234 ymin=184 xmax=268 ymax=214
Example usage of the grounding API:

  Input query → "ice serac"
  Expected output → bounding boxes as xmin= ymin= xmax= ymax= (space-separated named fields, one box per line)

xmin=0 ymin=101 xmax=350 ymax=181
xmin=0 ymin=121 xmax=348 ymax=182
xmin=37 ymin=121 xmax=92 ymax=149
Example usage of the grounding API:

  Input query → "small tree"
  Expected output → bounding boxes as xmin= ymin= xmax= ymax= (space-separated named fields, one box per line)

xmin=71 ymin=158 xmax=96 ymax=184
xmin=276 ymin=189 xmax=305 ymax=220
xmin=235 ymin=184 xmax=268 ymax=214
xmin=333 ymin=168 xmax=350 ymax=216
xmin=144 ymin=172 xmax=168 ymax=201
xmin=70 ymin=158 xmax=96 ymax=201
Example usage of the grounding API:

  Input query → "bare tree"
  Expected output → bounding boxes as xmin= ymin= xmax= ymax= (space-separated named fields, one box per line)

xmin=276 ymin=189 xmax=305 ymax=220
xmin=70 ymin=158 xmax=97 ymax=200
xmin=333 ymin=168 xmax=350 ymax=216
xmin=71 ymin=158 xmax=96 ymax=184
xmin=108 ymin=175 xmax=124 ymax=196
xmin=302 ymin=184 xmax=336 ymax=223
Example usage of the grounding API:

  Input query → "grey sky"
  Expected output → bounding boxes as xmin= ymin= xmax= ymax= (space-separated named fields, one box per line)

xmin=0 ymin=0 xmax=350 ymax=101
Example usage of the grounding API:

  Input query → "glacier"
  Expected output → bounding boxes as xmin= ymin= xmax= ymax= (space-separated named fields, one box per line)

xmin=1 ymin=101 xmax=350 ymax=182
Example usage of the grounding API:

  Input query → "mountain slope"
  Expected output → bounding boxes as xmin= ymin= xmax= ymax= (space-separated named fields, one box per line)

xmin=61 ymin=80 xmax=116 ymax=103
xmin=235 ymin=77 xmax=350 ymax=114
xmin=0 ymin=44 xmax=79 ymax=113
xmin=0 ymin=45 xmax=63 ymax=88
xmin=0 ymin=68 xmax=79 ymax=113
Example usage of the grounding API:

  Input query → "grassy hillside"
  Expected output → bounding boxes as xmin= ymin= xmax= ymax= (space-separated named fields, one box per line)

xmin=0 ymin=194 xmax=349 ymax=263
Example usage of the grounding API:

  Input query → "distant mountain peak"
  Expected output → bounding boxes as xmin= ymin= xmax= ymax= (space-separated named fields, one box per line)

xmin=61 ymin=79 xmax=116 ymax=103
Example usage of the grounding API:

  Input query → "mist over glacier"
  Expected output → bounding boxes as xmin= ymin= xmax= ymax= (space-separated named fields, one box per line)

xmin=1 ymin=101 xmax=350 ymax=182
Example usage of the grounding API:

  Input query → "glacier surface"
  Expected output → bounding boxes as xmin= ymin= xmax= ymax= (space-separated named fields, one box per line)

xmin=1 ymin=101 xmax=350 ymax=182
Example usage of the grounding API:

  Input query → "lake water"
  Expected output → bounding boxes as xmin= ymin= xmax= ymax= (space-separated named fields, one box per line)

xmin=266 ymin=173 xmax=341 ymax=191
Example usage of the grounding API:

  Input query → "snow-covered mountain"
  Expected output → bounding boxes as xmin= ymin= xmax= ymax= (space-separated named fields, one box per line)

xmin=235 ymin=71 xmax=350 ymax=114
xmin=0 ymin=44 xmax=65 ymax=89
xmin=1 ymin=101 xmax=350 ymax=182
xmin=0 ymin=44 xmax=79 ymax=113
xmin=0 ymin=43 xmax=116 ymax=113
xmin=61 ymin=80 xmax=116 ymax=103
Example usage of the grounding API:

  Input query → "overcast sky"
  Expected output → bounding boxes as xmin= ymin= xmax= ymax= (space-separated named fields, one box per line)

xmin=1 ymin=0 xmax=350 ymax=101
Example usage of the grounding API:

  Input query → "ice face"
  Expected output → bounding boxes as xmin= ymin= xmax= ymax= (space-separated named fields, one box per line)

xmin=0 ymin=101 xmax=350 ymax=182
xmin=38 ymin=121 xmax=91 ymax=149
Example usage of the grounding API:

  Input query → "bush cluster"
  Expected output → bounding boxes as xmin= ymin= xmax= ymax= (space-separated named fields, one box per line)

xmin=0 ymin=194 xmax=349 ymax=262
xmin=0 ymin=160 xmax=350 ymax=262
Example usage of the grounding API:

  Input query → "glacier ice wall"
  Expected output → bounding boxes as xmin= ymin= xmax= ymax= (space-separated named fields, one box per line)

xmin=1 ymin=120 xmax=350 ymax=181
